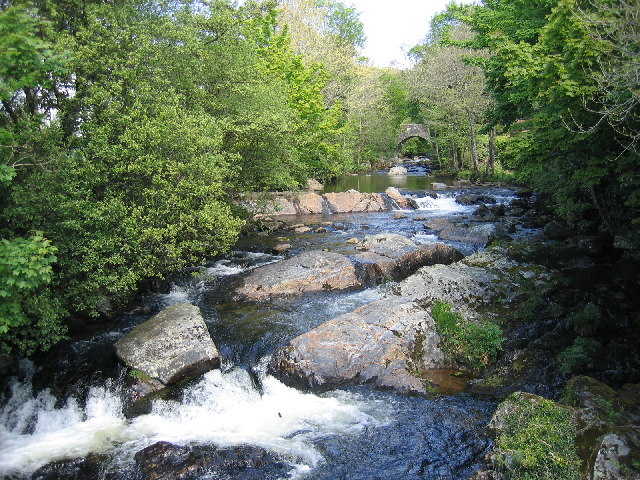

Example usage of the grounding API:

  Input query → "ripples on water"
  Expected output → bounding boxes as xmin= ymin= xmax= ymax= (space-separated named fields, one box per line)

xmin=0 ymin=184 xmax=515 ymax=479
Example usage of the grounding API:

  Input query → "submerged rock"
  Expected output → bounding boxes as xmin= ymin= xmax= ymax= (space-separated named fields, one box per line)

xmin=455 ymin=193 xmax=497 ymax=205
xmin=270 ymin=296 xmax=445 ymax=394
xmin=114 ymin=304 xmax=220 ymax=386
xmin=234 ymin=250 xmax=360 ymax=301
xmin=134 ymin=441 xmax=290 ymax=480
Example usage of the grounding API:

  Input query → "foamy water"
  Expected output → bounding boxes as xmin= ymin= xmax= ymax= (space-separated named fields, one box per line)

xmin=0 ymin=363 xmax=388 ymax=478
xmin=413 ymin=195 xmax=475 ymax=214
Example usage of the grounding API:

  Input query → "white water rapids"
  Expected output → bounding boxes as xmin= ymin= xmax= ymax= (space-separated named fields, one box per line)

xmin=0 ymin=361 xmax=389 ymax=478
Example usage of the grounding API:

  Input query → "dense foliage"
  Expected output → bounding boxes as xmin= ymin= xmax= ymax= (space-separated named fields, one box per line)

xmin=456 ymin=0 xmax=639 ymax=234
xmin=0 ymin=0 xmax=409 ymax=355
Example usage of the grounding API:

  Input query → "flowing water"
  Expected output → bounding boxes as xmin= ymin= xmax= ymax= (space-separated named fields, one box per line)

xmin=0 ymin=180 xmax=518 ymax=479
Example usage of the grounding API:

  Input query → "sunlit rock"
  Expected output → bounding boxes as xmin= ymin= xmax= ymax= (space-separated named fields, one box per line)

xmin=388 ymin=166 xmax=408 ymax=176
xmin=353 ymin=233 xmax=463 ymax=283
xmin=323 ymin=191 xmax=387 ymax=213
xmin=234 ymin=251 xmax=360 ymax=301
xmin=270 ymin=296 xmax=445 ymax=395
xmin=114 ymin=303 xmax=220 ymax=386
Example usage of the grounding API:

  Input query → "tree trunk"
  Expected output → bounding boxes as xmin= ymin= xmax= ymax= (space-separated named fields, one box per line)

xmin=468 ymin=111 xmax=479 ymax=174
xmin=487 ymin=125 xmax=496 ymax=176
xmin=434 ymin=137 xmax=441 ymax=169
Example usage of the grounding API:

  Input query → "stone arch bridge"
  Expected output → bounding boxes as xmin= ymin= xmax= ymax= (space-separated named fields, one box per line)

xmin=396 ymin=124 xmax=430 ymax=149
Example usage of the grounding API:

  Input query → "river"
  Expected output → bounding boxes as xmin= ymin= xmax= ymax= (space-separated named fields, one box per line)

xmin=0 ymin=169 xmax=519 ymax=479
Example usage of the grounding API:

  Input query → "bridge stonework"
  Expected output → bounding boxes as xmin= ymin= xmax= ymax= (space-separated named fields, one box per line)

xmin=396 ymin=124 xmax=430 ymax=146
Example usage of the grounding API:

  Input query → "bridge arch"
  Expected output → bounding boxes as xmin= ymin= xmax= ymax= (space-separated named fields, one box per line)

xmin=396 ymin=124 xmax=431 ymax=153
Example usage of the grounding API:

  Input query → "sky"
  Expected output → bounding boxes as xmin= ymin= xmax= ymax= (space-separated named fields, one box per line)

xmin=348 ymin=0 xmax=476 ymax=68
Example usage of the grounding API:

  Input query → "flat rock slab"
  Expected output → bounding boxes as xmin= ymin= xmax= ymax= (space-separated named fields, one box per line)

xmin=234 ymin=251 xmax=360 ymax=301
xmin=323 ymin=191 xmax=387 ymax=213
xmin=270 ymin=296 xmax=445 ymax=395
xmin=353 ymin=233 xmax=464 ymax=282
xmin=114 ymin=303 xmax=220 ymax=385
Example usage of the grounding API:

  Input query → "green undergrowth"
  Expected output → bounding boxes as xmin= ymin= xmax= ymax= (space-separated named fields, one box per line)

xmin=492 ymin=393 xmax=581 ymax=480
xmin=431 ymin=300 xmax=504 ymax=371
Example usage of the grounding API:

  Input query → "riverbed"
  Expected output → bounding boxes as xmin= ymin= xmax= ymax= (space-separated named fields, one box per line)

xmin=0 ymin=173 xmax=519 ymax=479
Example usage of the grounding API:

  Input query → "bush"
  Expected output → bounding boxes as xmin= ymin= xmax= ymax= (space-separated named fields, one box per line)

xmin=492 ymin=392 xmax=581 ymax=480
xmin=558 ymin=337 xmax=603 ymax=375
xmin=431 ymin=300 xmax=504 ymax=371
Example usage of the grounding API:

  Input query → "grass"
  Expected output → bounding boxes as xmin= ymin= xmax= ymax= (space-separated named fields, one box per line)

xmin=431 ymin=300 xmax=504 ymax=372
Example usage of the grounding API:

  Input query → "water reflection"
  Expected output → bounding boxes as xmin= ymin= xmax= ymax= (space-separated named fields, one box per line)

xmin=323 ymin=172 xmax=452 ymax=193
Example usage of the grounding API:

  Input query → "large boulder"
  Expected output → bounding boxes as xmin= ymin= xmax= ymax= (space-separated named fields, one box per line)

xmin=270 ymin=296 xmax=445 ymax=394
xmin=114 ymin=304 xmax=220 ymax=386
xmin=396 ymin=251 xmax=512 ymax=320
xmin=323 ymin=191 xmax=387 ymax=213
xmin=455 ymin=193 xmax=497 ymax=205
xmin=353 ymin=233 xmax=463 ymax=282
xmin=385 ymin=186 xmax=412 ymax=209
xmin=296 ymin=192 xmax=325 ymax=214
xmin=234 ymin=251 xmax=360 ymax=301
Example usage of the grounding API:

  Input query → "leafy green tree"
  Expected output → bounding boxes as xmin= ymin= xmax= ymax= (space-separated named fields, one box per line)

xmin=460 ymin=0 xmax=640 ymax=233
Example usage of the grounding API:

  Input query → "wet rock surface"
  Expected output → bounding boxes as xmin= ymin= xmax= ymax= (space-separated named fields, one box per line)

xmin=424 ymin=218 xmax=503 ymax=246
xmin=114 ymin=304 xmax=220 ymax=386
xmin=133 ymin=442 xmax=290 ymax=480
xmin=234 ymin=250 xmax=361 ymax=301
xmin=270 ymin=296 xmax=445 ymax=394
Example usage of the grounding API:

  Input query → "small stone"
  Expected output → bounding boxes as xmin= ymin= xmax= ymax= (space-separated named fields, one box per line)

xmin=392 ymin=213 xmax=408 ymax=219
xmin=272 ymin=243 xmax=292 ymax=255
xmin=346 ymin=237 xmax=360 ymax=244
xmin=294 ymin=226 xmax=311 ymax=233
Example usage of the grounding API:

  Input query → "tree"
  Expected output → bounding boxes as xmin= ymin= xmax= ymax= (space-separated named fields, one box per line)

xmin=462 ymin=0 xmax=640 ymax=234
xmin=407 ymin=23 xmax=492 ymax=174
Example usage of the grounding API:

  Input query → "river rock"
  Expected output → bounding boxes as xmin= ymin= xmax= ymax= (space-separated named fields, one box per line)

xmin=385 ymin=186 xmax=411 ymax=209
xmin=114 ymin=304 xmax=220 ymax=386
xmin=323 ymin=191 xmax=387 ymax=213
xmin=133 ymin=441 xmax=290 ymax=480
xmin=272 ymin=243 xmax=292 ymax=255
xmin=455 ymin=193 xmax=497 ymax=205
xmin=31 ymin=454 xmax=109 ymax=480
xmin=353 ymin=233 xmax=463 ymax=283
xmin=424 ymin=218 xmax=500 ymax=246
xmin=234 ymin=251 xmax=360 ymax=301
xmin=396 ymin=251 xmax=509 ymax=319
xmin=432 ymin=182 xmax=448 ymax=190
xmin=388 ymin=166 xmax=408 ymax=175
xmin=296 ymin=192 xmax=325 ymax=214
xmin=543 ymin=219 xmax=571 ymax=240
xmin=270 ymin=296 xmax=445 ymax=394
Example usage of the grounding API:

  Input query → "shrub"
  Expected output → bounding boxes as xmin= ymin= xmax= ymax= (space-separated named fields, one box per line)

xmin=492 ymin=393 xmax=581 ymax=480
xmin=431 ymin=300 xmax=504 ymax=371
xmin=558 ymin=337 xmax=603 ymax=375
